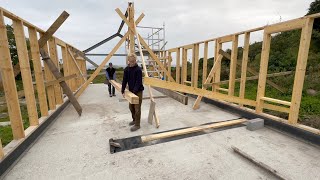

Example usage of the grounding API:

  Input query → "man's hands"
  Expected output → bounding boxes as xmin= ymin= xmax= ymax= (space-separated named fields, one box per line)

xmin=122 ymin=93 xmax=125 ymax=98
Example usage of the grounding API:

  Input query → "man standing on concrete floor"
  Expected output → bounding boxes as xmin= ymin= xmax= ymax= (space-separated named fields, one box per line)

xmin=121 ymin=53 xmax=144 ymax=132
xmin=106 ymin=62 xmax=116 ymax=97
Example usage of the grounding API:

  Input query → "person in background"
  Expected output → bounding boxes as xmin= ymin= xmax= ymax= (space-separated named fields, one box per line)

xmin=106 ymin=62 xmax=116 ymax=97
xmin=121 ymin=53 xmax=144 ymax=132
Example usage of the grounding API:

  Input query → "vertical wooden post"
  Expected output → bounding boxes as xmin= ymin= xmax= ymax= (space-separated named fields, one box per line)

xmin=28 ymin=27 xmax=49 ymax=117
xmin=42 ymin=38 xmax=56 ymax=110
xmin=61 ymin=46 xmax=71 ymax=89
xmin=129 ymin=3 xmax=135 ymax=54
xmin=0 ymin=139 xmax=4 ymax=159
xmin=288 ymin=18 xmax=314 ymax=124
xmin=239 ymin=32 xmax=250 ymax=106
xmin=66 ymin=46 xmax=76 ymax=91
xmin=228 ymin=35 xmax=239 ymax=96
xmin=213 ymin=41 xmax=222 ymax=91
xmin=203 ymin=42 xmax=208 ymax=86
xmin=48 ymin=38 xmax=63 ymax=104
xmin=13 ymin=19 xmax=39 ymax=126
xmin=191 ymin=45 xmax=195 ymax=87
xmin=168 ymin=52 xmax=172 ymax=81
xmin=0 ymin=10 xmax=25 ymax=139
xmin=256 ymin=32 xmax=272 ymax=113
xmin=182 ymin=48 xmax=187 ymax=85
xmin=176 ymin=48 xmax=181 ymax=83
xmin=194 ymin=44 xmax=199 ymax=88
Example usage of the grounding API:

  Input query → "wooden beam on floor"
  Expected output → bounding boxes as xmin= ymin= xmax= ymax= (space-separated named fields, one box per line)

xmin=232 ymin=146 xmax=287 ymax=180
xmin=110 ymin=80 xmax=139 ymax=104
xmin=141 ymin=119 xmax=247 ymax=142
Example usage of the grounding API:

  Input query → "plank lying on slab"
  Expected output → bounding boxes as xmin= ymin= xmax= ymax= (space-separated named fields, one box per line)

xmin=141 ymin=118 xmax=247 ymax=143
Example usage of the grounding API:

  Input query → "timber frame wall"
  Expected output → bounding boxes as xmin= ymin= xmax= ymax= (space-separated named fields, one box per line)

xmin=0 ymin=7 xmax=87 ymax=160
xmin=144 ymin=13 xmax=320 ymax=136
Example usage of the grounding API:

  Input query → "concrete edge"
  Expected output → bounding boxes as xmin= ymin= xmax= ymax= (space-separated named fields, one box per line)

xmin=153 ymin=87 xmax=188 ymax=105
xmin=188 ymin=94 xmax=320 ymax=146
xmin=0 ymin=98 xmax=70 ymax=178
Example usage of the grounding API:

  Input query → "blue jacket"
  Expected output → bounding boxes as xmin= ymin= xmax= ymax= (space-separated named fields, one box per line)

xmin=121 ymin=64 xmax=144 ymax=94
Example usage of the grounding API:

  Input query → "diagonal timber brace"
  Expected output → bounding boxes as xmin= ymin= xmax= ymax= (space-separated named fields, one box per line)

xmin=38 ymin=11 xmax=82 ymax=116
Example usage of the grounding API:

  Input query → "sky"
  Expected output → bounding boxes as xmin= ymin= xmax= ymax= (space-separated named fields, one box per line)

xmin=0 ymin=0 xmax=314 ymax=68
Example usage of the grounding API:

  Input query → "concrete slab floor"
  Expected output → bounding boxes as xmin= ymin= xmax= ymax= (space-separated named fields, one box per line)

xmin=2 ymin=84 xmax=320 ymax=180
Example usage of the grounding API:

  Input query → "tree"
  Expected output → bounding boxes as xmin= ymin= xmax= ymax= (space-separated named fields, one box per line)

xmin=306 ymin=0 xmax=320 ymax=30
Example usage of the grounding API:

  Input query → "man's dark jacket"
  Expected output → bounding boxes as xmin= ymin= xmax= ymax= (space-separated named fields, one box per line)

xmin=121 ymin=64 xmax=144 ymax=94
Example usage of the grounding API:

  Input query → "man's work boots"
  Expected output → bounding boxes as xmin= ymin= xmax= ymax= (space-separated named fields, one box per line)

xmin=129 ymin=121 xmax=135 ymax=126
xmin=130 ymin=125 xmax=140 ymax=132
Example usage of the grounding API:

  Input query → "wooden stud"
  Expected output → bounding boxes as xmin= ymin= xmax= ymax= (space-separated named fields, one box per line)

xmin=176 ymin=48 xmax=181 ymax=83
xmin=228 ymin=35 xmax=239 ymax=96
xmin=193 ymin=44 xmax=199 ymax=88
xmin=213 ymin=41 xmax=222 ymax=91
xmin=256 ymin=32 xmax=272 ymax=113
xmin=61 ymin=46 xmax=71 ymax=88
xmin=191 ymin=45 xmax=195 ymax=87
xmin=239 ymin=32 xmax=250 ymax=106
xmin=28 ymin=27 xmax=49 ymax=117
xmin=42 ymin=38 xmax=56 ymax=110
xmin=76 ymin=32 xmax=129 ymax=98
xmin=0 ymin=10 xmax=25 ymax=139
xmin=48 ymin=38 xmax=63 ymax=104
xmin=168 ymin=52 xmax=172 ymax=81
xmin=203 ymin=42 xmax=208 ymax=85
xmin=288 ymin=18 xmax=314 ymax=124
xmin=182 ymin=48 xmax=187 ymax=84
xmin=13 ymin=19 xmax=38 ymax=126
xmin=0 ymin=139 xmax=4 ymax=159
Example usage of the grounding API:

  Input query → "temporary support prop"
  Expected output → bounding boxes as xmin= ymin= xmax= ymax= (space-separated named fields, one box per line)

xmin=38 ymin=11 xmax=82 ymax=116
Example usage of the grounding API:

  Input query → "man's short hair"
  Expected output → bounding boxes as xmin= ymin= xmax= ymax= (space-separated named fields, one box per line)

xmin=127 ymin=53 xmax=137 ymax=60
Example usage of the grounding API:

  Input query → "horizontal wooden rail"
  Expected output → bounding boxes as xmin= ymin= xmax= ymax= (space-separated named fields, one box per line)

xmin=261 ymin=97 xmax=291 ymax=106
xmin=144 ymin=77 xmax=257 ymax=107
xmin=217 ymin=88 xmax=229 ymax=93
xmin=45 ymin=74 xmax=77 ymax=87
